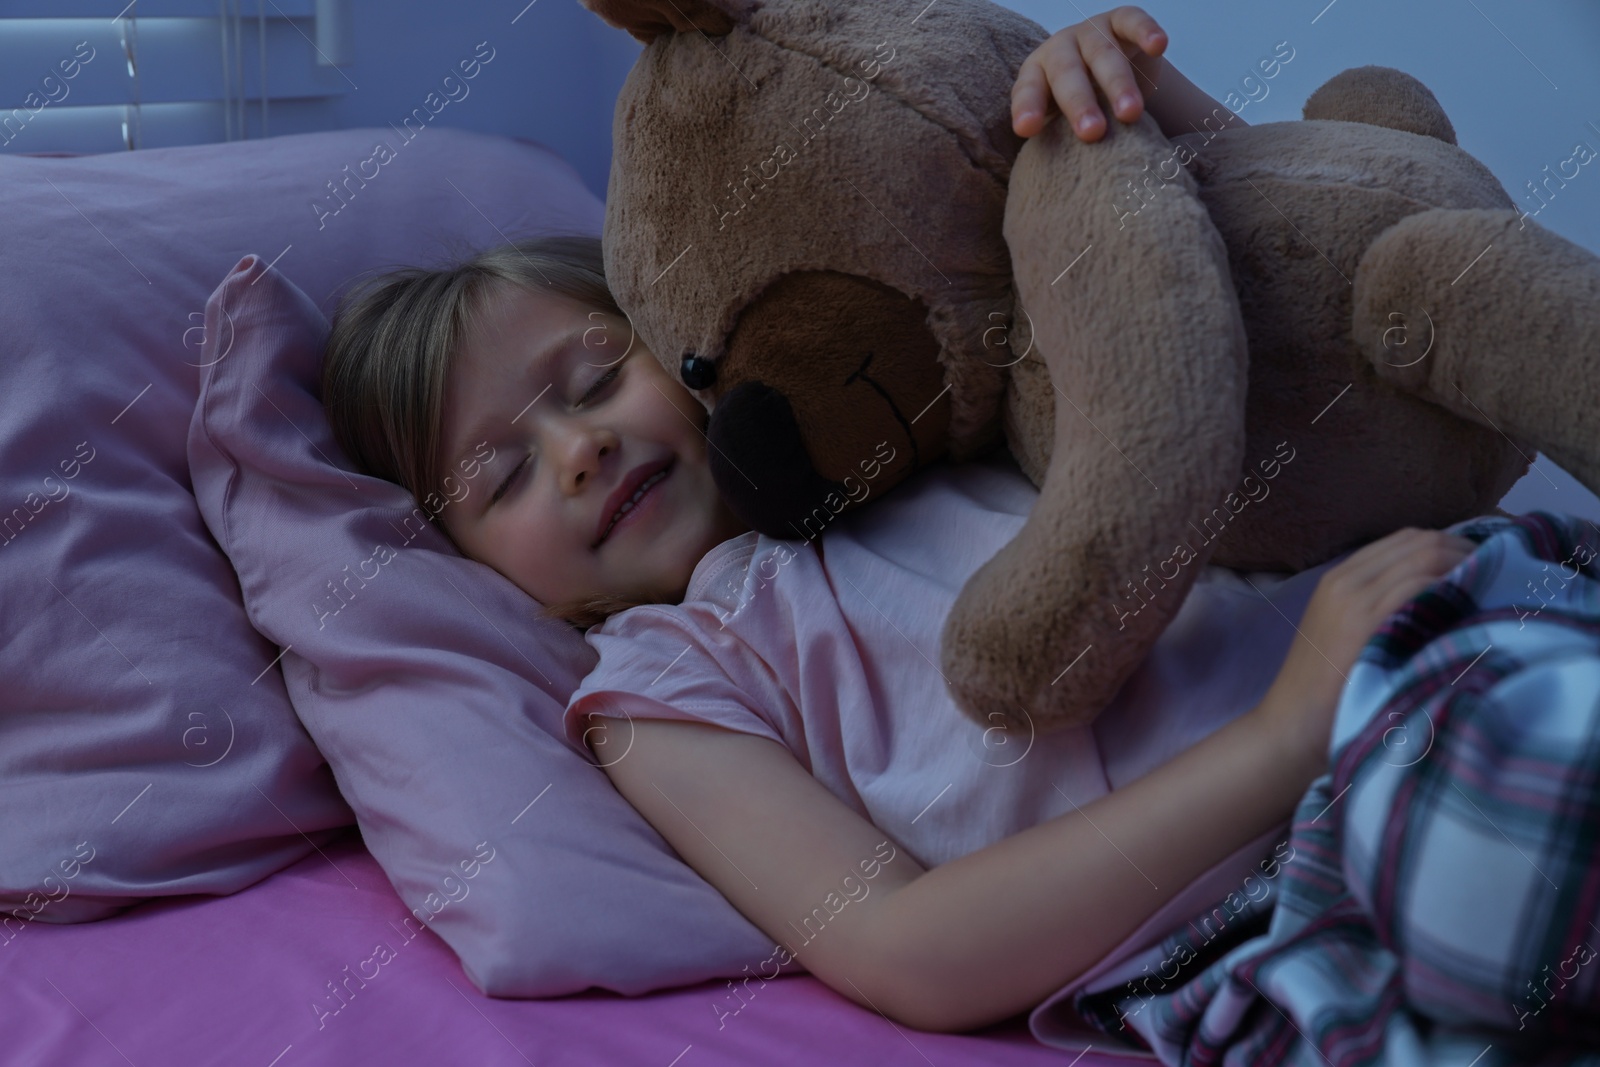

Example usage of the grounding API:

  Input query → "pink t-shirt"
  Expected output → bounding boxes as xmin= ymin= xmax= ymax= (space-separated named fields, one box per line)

xmin=564 ymin=449 xmax=1341 ymax=1050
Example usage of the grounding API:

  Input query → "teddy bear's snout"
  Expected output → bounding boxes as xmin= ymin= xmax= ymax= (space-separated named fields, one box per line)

xmin=706 ymin=381 xmax=844 ymax=539
xmin=699 ymin=270 xmax=953 ymax=540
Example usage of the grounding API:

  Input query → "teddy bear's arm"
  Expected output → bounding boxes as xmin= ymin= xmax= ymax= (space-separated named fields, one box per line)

xmin=942 ymin=112 xmax=1250 ymax=732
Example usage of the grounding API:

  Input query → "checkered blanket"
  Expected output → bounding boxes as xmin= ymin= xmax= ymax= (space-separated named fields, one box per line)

xmin=1068 ymin=511 xmax=1600 ymax=1067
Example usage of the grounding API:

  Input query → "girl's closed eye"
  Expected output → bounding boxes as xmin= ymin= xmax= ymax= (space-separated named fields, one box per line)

xmin=489 ymin=361 xmax=627 ymax=505
xmin=576 ymin=361 xmax=624 ymax=407
xmin=490 ymin=456 xmax=528 ymax=504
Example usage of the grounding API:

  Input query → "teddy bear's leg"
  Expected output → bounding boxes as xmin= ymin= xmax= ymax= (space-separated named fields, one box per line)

xmin=1352 ymin=207 xmax=1600 ymax=498
xmin=940 ymin=113 xmax=1251 ymax=734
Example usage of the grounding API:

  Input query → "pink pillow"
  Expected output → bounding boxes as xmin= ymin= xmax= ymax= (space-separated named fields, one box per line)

xmin=186 ymin=254 xmax=778 ymax=996
xmin=0 ymin=125 xmax=674 ymax=936
xmin=0 ymin=127 xmax=556 ymax=925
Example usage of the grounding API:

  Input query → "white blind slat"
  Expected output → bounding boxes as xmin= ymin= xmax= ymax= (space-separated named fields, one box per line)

xmin=1 ymin=18 xmax=349 ymax=108
xmin=1 ymin=1 xmax=315 ymax=17
xmin=0 ymin=3 xmax=346 ymax=153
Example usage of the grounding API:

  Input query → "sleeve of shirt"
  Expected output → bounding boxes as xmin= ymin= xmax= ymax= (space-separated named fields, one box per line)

xmin=562 ymin=601 xmax=791 ymax=754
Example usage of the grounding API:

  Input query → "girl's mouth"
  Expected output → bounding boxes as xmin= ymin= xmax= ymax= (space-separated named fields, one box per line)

xmin=596 ymin=460 xmax=673 ymax=547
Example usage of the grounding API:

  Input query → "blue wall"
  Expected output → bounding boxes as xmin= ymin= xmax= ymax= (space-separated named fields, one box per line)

xmin=326 ymin=0 xmax=641 ymax=202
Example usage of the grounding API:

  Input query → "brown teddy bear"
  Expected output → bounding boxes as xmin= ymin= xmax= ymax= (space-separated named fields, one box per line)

xmin=579 ymin=0 xmax=1600 ymax=732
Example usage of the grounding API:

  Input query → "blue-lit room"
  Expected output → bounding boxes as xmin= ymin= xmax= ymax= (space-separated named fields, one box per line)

xmin=5 ymin=3 xmax=1600 ymax=1064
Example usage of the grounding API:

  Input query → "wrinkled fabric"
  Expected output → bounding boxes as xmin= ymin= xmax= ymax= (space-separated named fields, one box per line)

xmin=1069 ymin=511 xmax=1600 ymax=1067
xmin=568 ymin=449 xmax=1342 ymax=1001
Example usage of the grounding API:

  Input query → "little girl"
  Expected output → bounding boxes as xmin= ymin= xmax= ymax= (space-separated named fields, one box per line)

xmin=322 ymin=7 xmax=1479 ymax=1045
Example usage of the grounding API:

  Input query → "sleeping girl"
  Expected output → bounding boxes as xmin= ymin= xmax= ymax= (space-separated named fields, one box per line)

xmin=315 ymin=7 xmax=1592 ymax=1055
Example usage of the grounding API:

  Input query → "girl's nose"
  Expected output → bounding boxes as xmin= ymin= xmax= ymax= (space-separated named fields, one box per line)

xmin=557 ymin=420 xmax=617 ymax=494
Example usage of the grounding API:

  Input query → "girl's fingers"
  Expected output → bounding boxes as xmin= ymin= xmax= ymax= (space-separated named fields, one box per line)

xmin=1110 ymin=5 xmax=1167 ymax=56
xmin=1363 ymin=537 xmax=1474 ymax=610
xmin=1371 ymin=567 xmax=1463 ymax=622
xmin=1339 ymin=528 xmax=1441 ymax=586
xmin=1320 ymin=530 xmax=1452 ymax=606
xmin=1012 ymin=7 xmax=1170 ymax=140
xmin=1078 ymin=26 xmax=1144 ymax=122
xmin=1036 ymin=53 xmax=1105 ymax=140
xmin=1010 ymin=56 xmax=1051 ymax=135
xmin=1013 ymin=56 xmax=1079 ymax=138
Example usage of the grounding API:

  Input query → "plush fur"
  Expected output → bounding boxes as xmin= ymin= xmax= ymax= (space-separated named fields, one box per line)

xmin=580 ymin=0 xmax=1600 ymax=732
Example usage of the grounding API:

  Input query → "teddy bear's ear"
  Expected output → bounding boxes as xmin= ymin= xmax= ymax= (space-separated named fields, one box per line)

xmin=580 ymin=0 xmax=759 ymax=44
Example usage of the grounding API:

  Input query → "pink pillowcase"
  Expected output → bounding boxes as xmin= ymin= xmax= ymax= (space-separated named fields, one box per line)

xmin=0 ymin=128 xmax=515 ymax=925
xmin=186 ymin=254 xmax=777 ymax=996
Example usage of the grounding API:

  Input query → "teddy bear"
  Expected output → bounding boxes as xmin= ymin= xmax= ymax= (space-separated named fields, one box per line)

xmin=578 ymin=0 xmax=1600 ymax=733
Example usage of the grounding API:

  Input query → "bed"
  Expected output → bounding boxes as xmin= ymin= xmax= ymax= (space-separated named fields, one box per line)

xmin=3 ymin=121 xmax=1593 ymax=1067
xmin=0 ymin=123 xmax=1157 ymax=1066
xmin=0 ymin=827 xmax=1128 ymax=1066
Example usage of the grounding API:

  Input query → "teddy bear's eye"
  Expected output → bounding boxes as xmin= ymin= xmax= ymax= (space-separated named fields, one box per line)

xmin=680 ymin=352 xmax=717 ymax=390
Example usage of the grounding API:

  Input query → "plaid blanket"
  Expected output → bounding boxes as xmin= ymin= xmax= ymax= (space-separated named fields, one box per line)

xmin=1068 ymin=511 xmax=1600 ymax=1067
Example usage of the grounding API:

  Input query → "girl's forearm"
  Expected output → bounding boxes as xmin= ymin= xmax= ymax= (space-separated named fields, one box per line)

xmin=875 ymin=704 xmax=1318 ymax=1033
xmin=1140 ymin=55 xmax=1247 ymax=139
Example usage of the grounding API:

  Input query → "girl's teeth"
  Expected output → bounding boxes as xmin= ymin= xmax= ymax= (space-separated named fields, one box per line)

xmin=605 ymin=469 xmax=667 ymax=539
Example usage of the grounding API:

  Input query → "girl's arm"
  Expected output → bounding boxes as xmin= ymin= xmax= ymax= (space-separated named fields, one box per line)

xmin=586 ymin=703 xmax=1316 ymax=1033
xmin=1012 ymin=7 xmax=1247 ymax=143
xmin=585 ymin=528 xmax=1474 ymax=1033
xmin=1138 ymin=55 xmax=1249 ymax=140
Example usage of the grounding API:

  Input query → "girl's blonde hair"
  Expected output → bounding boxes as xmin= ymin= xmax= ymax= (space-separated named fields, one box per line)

xmin=321 ymin=233 xmax=652 ymax=630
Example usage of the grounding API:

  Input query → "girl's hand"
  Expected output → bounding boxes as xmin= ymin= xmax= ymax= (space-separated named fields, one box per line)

xmin=1255 ymin=527 xmax=1478 ymax=779
xmin=1011 ymin=6 xmax=1169 ymax=142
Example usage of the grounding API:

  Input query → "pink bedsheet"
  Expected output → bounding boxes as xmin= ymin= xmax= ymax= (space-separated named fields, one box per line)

xmin=0 ymin=829 xmax=1146 ymax=1066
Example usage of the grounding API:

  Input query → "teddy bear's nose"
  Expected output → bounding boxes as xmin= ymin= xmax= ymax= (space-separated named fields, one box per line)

xmin=680 ymin=352 xmax=716 ymax=390
xmin=706 ymin=381 xmax=837 ymax=539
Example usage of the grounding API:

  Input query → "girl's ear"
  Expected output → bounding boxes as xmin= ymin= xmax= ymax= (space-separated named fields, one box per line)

xmin=580 ymin=0 xmax=760 ymax=45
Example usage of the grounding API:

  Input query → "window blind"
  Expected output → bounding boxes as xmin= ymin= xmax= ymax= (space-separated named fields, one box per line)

xmin=0 ymin=0 xmax=352 ymax=154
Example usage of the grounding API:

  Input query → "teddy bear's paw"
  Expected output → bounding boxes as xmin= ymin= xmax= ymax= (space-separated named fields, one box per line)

xmin=1354 ymin=206 xmax=1600 ymax=499
xmin=1355 ymin=207 xmax=1517 ymax=395
xmin=938 ymin=526 xmax=1163 ymax=737
xmin=938 ymin=629 xmax=1104 ymax=737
